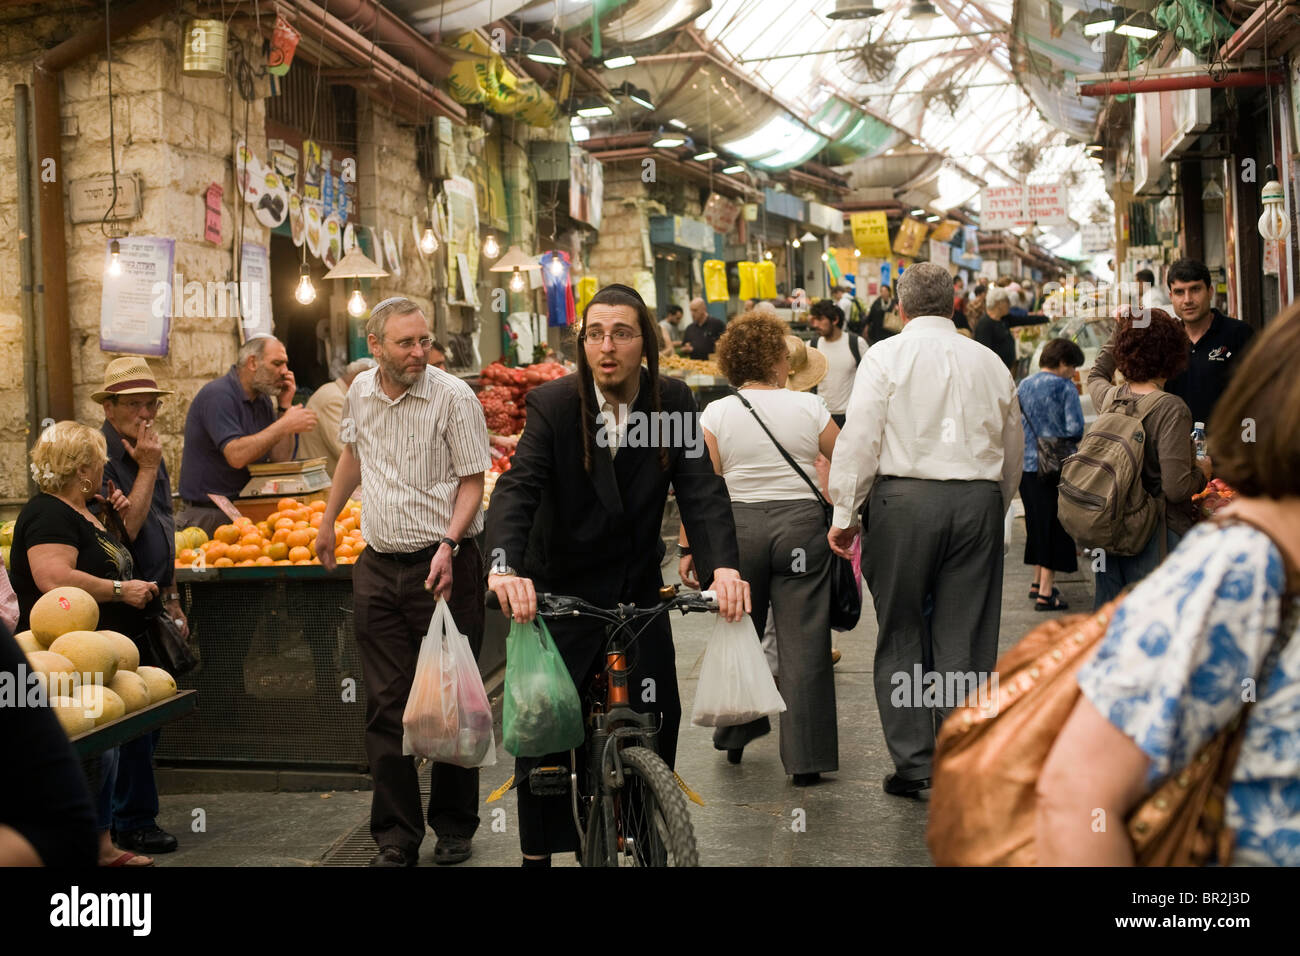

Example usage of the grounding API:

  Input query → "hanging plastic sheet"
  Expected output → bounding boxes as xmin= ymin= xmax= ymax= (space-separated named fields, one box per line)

xmin=756 ymin=260 xmax=777 ymax=299
xmin=736 ymin=261 xmax=758 ymax=301
xmin=703 ymin=259 xmax=729 ymax=302
xmin=575 ymin=275 xmax=599 ymax=315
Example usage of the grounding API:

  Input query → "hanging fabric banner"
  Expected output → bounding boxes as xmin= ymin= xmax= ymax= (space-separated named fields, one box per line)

xmin=575 ymin=275 xmax=598 ymax=315
xmin=756 ymin=261 xmax=777 ymax=299
xmin=851 ymin=211 xmax=892 ymax=258
xmin=703 ymin=259 xmax=729 ymax=302
xmin=736 ymin=261 xmax=758 ymax=301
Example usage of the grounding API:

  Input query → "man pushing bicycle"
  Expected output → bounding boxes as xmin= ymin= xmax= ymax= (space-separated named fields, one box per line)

xmin=485 ymin=284 xmax=749 ymax=867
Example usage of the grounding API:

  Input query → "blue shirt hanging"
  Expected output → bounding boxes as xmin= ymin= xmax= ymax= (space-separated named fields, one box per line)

xmin=540 ymin=251 xmax=576 ymax=328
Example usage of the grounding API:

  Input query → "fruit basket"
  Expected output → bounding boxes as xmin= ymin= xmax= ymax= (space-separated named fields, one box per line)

xmin=1192 ymin=478 xmax=1237 ymax=518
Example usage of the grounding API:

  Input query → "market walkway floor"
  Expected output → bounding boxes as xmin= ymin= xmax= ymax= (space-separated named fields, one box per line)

xmin=153 ymin=510 xmax=1090 ymax=867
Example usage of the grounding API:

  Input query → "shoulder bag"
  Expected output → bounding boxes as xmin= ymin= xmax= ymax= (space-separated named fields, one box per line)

xmin=1020 ymin=386 xmax=1076 ymax=480
xmin=731 ymin=390 xmax=861 ymax=633
xmin=927 ymin=513 xmax=1295 ymax=866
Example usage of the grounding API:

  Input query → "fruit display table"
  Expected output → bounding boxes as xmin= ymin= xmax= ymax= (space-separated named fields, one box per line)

xmin=71 ymin=691 xmax=198 ymax=758
xmin=155 ymin=551 xmax=506 ymax=771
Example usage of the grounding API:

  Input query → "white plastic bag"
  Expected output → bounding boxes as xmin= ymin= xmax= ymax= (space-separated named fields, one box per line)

xmin=691 ymin=615 xmax=787 ymax=727
xmin=402 ymin=599 xmax=497 ymax=767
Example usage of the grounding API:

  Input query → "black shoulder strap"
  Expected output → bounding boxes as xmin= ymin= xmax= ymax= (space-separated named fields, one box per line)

xmin=849 ymin=335 xmax=861 ymax=365
xmin=731 ymin=389 xmax=830 ymax=512
xmin=811 ymin=335 xmax=820 ymax=350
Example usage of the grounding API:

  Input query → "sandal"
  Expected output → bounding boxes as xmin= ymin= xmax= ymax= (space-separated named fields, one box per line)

xmin=1028 ymin=584 xmax=1040 ymax=601
xmin=1035 ymin=589 xmax=1069 ymax=612
xmin=102 ymin=850 xmax=155 ymax=867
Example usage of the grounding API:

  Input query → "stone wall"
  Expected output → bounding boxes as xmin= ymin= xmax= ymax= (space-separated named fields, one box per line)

xmin=587 ymin=160 xmax=651 ymax=282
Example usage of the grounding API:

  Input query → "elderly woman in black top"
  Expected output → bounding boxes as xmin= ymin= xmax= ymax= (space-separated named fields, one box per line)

xmin=9 ymin=421 xmax=159 ymax=866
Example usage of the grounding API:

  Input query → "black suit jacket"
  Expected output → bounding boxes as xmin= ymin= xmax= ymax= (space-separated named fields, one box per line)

xmin=485 ymin=368 xmax=738 ymax=606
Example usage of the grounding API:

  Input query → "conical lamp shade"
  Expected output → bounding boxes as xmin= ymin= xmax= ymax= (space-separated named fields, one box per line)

xmin=489 ymin=245 xmax=542 ymax=272
xmin=324 ymin=245 xmax=389 ymax=279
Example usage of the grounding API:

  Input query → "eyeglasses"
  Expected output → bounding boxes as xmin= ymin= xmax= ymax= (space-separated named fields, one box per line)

xmin=583 ymin=328 xmax=642 ymax=345
xmin=388 ymin=336 xmax=435 ymax=352
xmin=116 ymin=398 xmax=164 ymax=412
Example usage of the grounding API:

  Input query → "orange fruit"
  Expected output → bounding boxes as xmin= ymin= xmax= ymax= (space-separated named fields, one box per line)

xmin=288 ymin=546 xmax=311 ymax=563
xmin=335 ymin=543 xmax=354 ymax=559
xmin=178 ymin=548 xmax=196 ymax=564
xmin=239 ymin=532 xmax=262 ymax=547
xmin=286 ymin=530 xmax=310 ymax=549
xmin=308 ymin=538 xmax=318 ymax=557
xmin=267 ymin=541 xmax=289 ymax=560
xmin=214 ymin=556 xmax=235 ymax=567
xmin=235 ymin=559 xmax=255 ymax=567
xmin=293 ymin=559 xmax=314 ymax=566
xmin=214 ymin=524 xmax=240 ymax=545
xmin=352 ymin=539 xmax=366 ymax=552
xmin=277 ymin=497 xmax=299 ymax=512
xmin=292 ymin=520 xmax=309 ymax=531
xmin=256 ymin=521 xmax=272 ymax=539
xmin=273 ymin=559 xmax=292 ymax=565
xmin=274 ymin=517 xmax=295 ymax=531
xmin=234 ymin=516 xmax=253 ymax=527
xmin=254 ymin=555 xmax=274 ymax=566
xmin=271 ymin=528 xmax=291 ymax=544
xmin=310 ymin=500 xmax=327 ymax=513
xmin=340 ymin=516 xmax=358 ymax=533
xmin=309 ymin=513 xmax=323 ymax=528
xmin=203 ymin=541 xmax=229 ymax=561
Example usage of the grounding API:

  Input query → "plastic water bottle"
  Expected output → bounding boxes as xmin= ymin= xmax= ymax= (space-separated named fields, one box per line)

xmin=1192 ymin=422 xmax=1208 ymax=460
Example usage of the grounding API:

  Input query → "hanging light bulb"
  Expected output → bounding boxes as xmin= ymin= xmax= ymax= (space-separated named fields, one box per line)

xmin=106 ymin=239 xmax=122 ymax=277
xmin=509 ymin=267 xmax=526 ymax=293
xmin=820 ymin=252 xmax=829 ymax=262
xmin=419 ymin=223 xmax=439 ymax=255
xmin=1258 ymin=170 xmax=1290 ymax=241
xmin=764 ymin=249 xmax=773 ymax=260
xmin=294 ymin=264 xmax=317 ymax=305
xmin=482 ymin=233 xmax=500 ymax=259
xmin=347 ymin=280 xmax=367 ymax=318
xmin=548 ymin=256 xmax=565 ymax=277
xmin=853 ymin=248 xmax=862 ymax=257
xmin=792 ymin=238 xmax=801 ymax=249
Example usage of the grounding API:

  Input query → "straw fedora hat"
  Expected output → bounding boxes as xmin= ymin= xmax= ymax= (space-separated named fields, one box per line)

xmin=91 ymin=356 xmax=174 ymax=403
xmin=784 ymin=335 xmax=827 ymax=392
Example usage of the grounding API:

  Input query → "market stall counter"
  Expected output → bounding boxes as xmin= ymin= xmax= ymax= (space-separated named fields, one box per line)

xmin=155 ymin=546 xmax=507 ymax=772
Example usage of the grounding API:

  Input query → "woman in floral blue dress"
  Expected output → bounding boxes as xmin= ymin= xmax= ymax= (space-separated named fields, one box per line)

xmin=1036 ymin=310 xmax=1298 ymax=866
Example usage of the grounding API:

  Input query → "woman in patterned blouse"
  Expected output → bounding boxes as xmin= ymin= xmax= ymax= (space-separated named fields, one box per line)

xmin=1036 ymin=309 xmax=1300 ymax=865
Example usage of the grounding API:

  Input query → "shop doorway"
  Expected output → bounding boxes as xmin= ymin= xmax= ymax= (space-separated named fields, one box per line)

xmin=269 ymin=233 xmax=333 ymax=397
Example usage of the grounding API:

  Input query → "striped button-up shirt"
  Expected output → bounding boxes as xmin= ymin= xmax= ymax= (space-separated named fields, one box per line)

xmin=343 ymin=366 xmax=491 ymax=553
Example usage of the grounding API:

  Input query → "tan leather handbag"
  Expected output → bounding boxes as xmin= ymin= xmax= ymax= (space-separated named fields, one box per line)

xmin=927 ymin=515 xmax=1296 ymax=867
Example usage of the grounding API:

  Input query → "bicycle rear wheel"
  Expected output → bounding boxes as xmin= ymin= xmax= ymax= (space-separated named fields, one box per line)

xmin=611 ymin=746 xmax=698 ymax=866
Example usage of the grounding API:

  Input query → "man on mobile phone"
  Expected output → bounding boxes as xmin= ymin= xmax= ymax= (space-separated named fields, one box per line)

xmin=485 ymin=283 xmax=749 ymax=867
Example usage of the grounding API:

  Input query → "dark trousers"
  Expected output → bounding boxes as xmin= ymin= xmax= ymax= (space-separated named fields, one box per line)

xmin=1093 ymin=525 xmax=1181 ymax=610
xmin=352 ymin=541 xmax=485 ymax=854
xmin=862 ymin=477 xmax=1003 ymax=781
xmin=112 ymin=730 xmax=160 ymax=832
xmin=514 ymin=610 xmax=679 ymax=857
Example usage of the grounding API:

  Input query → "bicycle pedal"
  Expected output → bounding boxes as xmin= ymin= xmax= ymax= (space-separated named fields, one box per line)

xmin=527 ymin=766 xmax=571 ymax=797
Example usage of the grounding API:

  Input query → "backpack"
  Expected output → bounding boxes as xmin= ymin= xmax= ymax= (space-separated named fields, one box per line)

xmin=1056 ymin=387 xmax=1168 ymax=557
xmin=810 ymin=334 xmax=862 ymax=365
xmin=846 ymin=298 xmax=868 ymax=336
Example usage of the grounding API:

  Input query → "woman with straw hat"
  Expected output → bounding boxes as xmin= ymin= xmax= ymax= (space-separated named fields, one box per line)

xmin=678 ymin=312 xmax=841 ymax=785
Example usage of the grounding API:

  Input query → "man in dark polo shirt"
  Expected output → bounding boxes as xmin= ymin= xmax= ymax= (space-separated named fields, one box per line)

xmin=177 ymin=335 xmax=317 ymax=534
xmin=94 ymin=356 xmax=182 ymax=857
xmin=681 ymin=297 xmax=726 ymax=359
xmin=1093 ymin=258 xmax=1254 ymax=430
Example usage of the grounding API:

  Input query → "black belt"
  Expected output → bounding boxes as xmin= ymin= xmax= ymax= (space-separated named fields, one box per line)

xmin=368 ymin=542 xmax=463 ymax=565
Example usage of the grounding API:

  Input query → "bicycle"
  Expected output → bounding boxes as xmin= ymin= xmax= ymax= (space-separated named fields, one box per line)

xmin=489 ymin=584 xmax=718 ymax=866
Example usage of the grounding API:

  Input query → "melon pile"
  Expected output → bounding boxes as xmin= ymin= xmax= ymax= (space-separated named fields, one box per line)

xmin=18 ymin=586 xmax=178 ymax=736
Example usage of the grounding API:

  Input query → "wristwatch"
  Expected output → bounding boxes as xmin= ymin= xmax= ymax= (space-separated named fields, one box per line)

xmin=112 ymin=580 xmax=123 ymax=600
xmin=492 ymin=566 xmax=517 ymax=577
xmin=438 ymin=536 xmax=460 ymax=557
xmin=678 ymin=546 xmax=693 ymax=557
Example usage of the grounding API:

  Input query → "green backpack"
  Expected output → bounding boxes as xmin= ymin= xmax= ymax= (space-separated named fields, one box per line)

xmin=1057 ymin=388 xmax=1169 ymax=557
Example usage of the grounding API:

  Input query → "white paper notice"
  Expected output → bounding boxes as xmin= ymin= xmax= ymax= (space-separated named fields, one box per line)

xmin=239 ymin=242 xmax=274 ymax=340
xmin=100 ymin=236 xmax=175 ymax=356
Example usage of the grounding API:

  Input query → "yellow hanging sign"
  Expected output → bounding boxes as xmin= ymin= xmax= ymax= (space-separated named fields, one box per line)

xmin=851 ymin=211 xmax=892 ymax=258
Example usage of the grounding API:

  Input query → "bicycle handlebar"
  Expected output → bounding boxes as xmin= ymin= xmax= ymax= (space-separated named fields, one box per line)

xmin=485 ymin=587 xmax=717 ymax=620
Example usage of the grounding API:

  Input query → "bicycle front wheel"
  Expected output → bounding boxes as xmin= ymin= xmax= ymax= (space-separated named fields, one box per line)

xmin=611 ymin=746 xmax=698 ymax=867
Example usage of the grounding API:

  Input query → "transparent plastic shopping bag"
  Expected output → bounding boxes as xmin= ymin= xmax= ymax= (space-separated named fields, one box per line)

xmin=402 ymin=599 xmax=497 ymax=768
xmin=691 ymin=614 xmax=787 ymax=727
xmin=502 ymin=616 xmax=585 ymax=757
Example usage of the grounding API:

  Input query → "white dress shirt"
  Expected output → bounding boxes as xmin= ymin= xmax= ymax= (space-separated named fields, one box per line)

xmin=594 ymin=381 xmax=638 ymax=457
xmin=828 ymin=315 xmax=1024 ymax=528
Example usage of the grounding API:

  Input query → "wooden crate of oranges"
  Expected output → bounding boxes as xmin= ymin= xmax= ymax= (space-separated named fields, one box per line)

xmin=175 ymin=497 xmax=366 ymax=569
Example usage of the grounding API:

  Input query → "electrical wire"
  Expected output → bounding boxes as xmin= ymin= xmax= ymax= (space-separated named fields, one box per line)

xmin=100 ymin=0 xmax=119 ymax=240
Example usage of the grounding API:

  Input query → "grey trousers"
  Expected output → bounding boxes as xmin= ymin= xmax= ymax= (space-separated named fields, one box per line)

xmin=712 ymin=499 xmax=838 ymax=775
xmin=862 ymin=477 xmax=1003 ymax=781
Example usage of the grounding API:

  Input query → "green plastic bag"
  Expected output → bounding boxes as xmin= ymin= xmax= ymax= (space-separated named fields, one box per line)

xmin=502 ymin=617 xmax=585 ymax=757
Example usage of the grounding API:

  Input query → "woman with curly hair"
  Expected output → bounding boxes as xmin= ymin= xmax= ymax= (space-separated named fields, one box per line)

xmin=1086 ymin=307 xmax=1210 ymax=607
xmin=678 ymin=312 xmax=840 ymax=784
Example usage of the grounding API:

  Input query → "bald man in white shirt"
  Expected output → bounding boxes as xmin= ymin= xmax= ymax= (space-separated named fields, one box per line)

xmin=828 ymin=262 xmax=1023 ymax=798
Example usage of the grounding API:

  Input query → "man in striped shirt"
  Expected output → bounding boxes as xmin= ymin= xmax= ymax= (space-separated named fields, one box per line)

xmin=318 ymin=297 xmax=491 ymax=868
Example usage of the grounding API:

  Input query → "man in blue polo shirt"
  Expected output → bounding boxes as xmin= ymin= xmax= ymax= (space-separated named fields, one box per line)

xmin=94 ymin=356 xmax=183 ymax=857
xmin=177 ymin=335 xmax=317 ymax=534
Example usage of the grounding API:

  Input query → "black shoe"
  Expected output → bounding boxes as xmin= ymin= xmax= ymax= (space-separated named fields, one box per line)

xmin=882 ymin=773 xmax=931 ymax=797
xmin=115 ymin=826 xmax=178 ymax=854
xmin=369 ymin=845 xmax=416 ymax=867
xmin=792 ymin=773 xmax=821 ymax=787
xmin=433 ymin=836 xmax=472 ymax=865
xmin=1035 ymin=589 xmax=1069 ymax=612
xmin=726 ymin=748 xmax=744 ymax=765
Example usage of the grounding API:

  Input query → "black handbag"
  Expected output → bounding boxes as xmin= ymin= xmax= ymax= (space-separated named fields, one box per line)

xmin=141 ymin=605 xmax=199 ymax=677
xmin=732 ymin=391 xmax=862 ymax=633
